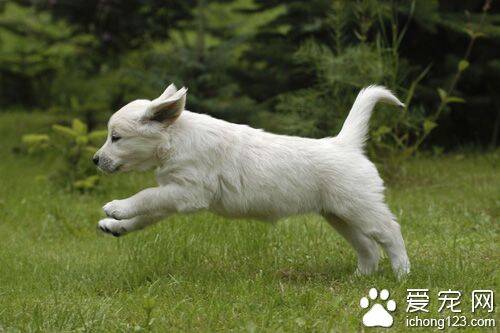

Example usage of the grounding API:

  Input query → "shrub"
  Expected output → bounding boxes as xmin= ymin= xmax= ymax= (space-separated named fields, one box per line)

xmin=22 ymin=119 xmax=106 ymax=191
xmin=260 ymin=0 xmax=490 ymax=176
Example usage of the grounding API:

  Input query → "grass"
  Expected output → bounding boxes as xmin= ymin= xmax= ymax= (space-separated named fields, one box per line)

xmin=0 ymin=111 xmax=498 ymax=332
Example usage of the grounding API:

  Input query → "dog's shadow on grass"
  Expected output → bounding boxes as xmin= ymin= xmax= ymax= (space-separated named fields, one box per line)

xmin=275 ymin=265 xmax=353 ymax=284
xmin=91 ymin=256 xmax=359 ymax=294
xmin=274 ymin=260 xmax=406 ymax=286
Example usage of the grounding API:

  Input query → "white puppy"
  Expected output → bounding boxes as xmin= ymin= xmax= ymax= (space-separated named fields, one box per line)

xmin=94 ymin=84 xmax=410 ymax=278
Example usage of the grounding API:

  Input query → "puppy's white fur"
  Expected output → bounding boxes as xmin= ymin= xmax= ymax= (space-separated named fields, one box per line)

xmin=95 ymin=84 xmax=410 ymax=278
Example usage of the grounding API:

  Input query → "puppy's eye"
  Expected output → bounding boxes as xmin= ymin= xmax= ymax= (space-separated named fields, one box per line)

xmin=111 ymin=134 xmax=121 ymax=143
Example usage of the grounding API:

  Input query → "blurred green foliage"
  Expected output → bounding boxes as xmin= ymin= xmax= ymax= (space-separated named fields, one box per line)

xmin=2 ymin=0 xmax=499 ymax=157
xmin=22 ymin=118 xmax=107 ymax=191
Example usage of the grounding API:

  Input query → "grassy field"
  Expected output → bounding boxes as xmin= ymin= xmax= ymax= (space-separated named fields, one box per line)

xmin=0 ymin=112 xmax=498 ymax=332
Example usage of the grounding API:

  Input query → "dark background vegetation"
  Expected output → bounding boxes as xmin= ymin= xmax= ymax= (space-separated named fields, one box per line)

xmin=1 ymin=0 xmax=498 ymax=153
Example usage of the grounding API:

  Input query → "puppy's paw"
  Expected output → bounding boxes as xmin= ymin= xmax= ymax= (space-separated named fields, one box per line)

xmin=98 ymin=218 xmax=128 ymax=237
xmin=103 ymin=200 xmax=133 ymax=220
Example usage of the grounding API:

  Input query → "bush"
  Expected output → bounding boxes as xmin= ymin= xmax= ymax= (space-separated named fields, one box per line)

xmin=22 ymin=119 xmax=106 ymax=191
xmin=254 ymin=0 xmax=491 ymax=175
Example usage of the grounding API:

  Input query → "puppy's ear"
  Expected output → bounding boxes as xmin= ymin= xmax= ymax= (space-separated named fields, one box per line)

xmin=157 ymin=83 xmax=178 ymax=100
xmin=143 ymin=87 xmax=187 ymax=123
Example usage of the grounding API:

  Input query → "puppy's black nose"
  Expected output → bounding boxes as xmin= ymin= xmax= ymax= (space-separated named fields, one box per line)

xmin=93 ymin=155 xmax=99 ymax=165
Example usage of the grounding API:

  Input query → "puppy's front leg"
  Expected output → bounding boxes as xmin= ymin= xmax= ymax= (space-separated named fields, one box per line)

xmin=98 ymin=214 xmax=164 ymax=237
xmin=103 ymin=184 xmax=208 ymax=220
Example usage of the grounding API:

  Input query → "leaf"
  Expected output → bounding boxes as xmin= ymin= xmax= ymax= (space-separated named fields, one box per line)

xmin=142 ymin=295 xmax=157 ymax=311
xmin=22 ymin=134 xmax=49 ymax=145
xmin=473 ymin=32 xmax=485 ymax=39
xmin=373 ymin=125 xmax=391 ymax=140
xmin=377 ymin=126 xmax=391 ymax=135
xmin=423 ymin=120 xmax=437 ymax=134
xmin=73 ymin=175 xmax=99 ymax=190
xmin=75 ymin=135 xmax=89 ymax=146
xmin=464 ymin=28 xmax=475 ymax=38
xmin=354 ymin=30 xmax=366 ymax=42
xmin=72 ymin=119 xmax=88 ymax=135
xmin=446 ymin=96 xmax=465 ymax=104
xmin=52 ymin=124 xmax=78 ymax=138
xmin=88 ymin=130 xmax=108 ymax=144
xmin=437 ymin=88 xmax=447 ymax=102
xmin=458 ymin=60 xmax=469 ymax=72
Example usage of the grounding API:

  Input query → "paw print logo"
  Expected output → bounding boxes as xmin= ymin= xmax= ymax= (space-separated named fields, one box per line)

xmin=360 ymin=288 xmax=396 ymax=328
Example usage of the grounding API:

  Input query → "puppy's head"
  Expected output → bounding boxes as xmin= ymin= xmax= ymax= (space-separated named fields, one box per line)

xmin=93 ymin=84 xmax=187 ymax=173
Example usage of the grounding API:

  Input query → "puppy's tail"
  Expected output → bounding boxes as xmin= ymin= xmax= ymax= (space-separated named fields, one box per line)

xmin=336 ymin=85 xmax=404 ymax=150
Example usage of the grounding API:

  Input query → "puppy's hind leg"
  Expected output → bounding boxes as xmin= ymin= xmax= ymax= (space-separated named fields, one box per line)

xmin=339 ymin=203 xmax=410 ymax=279
xmin=373 ymin=215 xmax=410 ymax=279
xmin=324 ymin=214 xmax=380 ymax=275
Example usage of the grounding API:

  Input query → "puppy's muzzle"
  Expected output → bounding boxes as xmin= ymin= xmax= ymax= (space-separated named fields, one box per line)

xmin=93 ymin=153 xmax=120 ymax=173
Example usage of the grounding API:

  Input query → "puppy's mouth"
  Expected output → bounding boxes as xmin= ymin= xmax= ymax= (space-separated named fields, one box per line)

xmin=97 ymin=164 xmax=122 ymax=174
xmin=110 ymin=164 xmax=122 ymax=173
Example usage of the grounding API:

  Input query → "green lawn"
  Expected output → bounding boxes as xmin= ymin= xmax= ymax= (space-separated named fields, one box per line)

xmin=0 ymin=112 xmax=498 ymax=332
